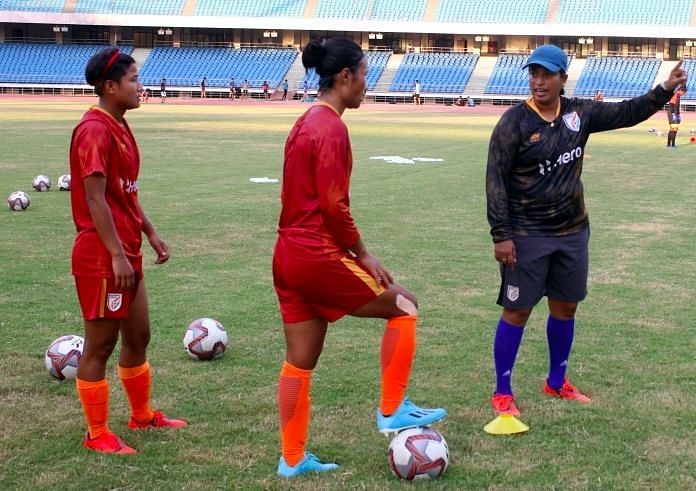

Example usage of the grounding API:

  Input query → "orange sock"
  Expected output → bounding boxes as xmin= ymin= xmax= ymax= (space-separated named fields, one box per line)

xmin=278 ymin=361 xmax=312 ymax=467
xmin=76 ymin=378 xmax=110 ymax=439
xmin=118 ymin=361 xmax=154 ymax=423
xmin=380 ymin=315 xmax=417 ymax=415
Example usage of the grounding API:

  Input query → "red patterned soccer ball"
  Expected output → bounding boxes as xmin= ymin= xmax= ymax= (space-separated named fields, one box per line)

xmin=388 ymin=427 xmax=449 ymax=480
xmin=183 ymin=318 xmax=228 ymax=361
xmin=7 ymin=191 xmax=30 ymax=211
xmin=32 ymin=174 xmax=51 ymax=192
xmin=57 ymin=174 xmax=71 ymax=191
xmin=45 ymin=335 xmax=84 ymax=380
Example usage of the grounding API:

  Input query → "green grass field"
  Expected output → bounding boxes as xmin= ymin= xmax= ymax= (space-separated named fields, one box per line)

xmin=1 ymin=99 xmax=694 ymax=490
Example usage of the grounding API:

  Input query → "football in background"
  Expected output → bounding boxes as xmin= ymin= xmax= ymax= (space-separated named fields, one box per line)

xmin=57 ymin=174 xmax=71 ymax=191
xmin=32 ymin=174 xmax=51 ymax=191
xmin=7 ymin=191 xmax=30 ymax=211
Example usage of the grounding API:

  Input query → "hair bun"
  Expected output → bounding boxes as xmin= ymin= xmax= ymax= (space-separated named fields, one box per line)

xmin=302 ymin=40 xmax=327 ymax=75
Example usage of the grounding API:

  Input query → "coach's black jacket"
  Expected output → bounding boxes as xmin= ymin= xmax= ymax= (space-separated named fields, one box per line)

xmin=486 ymin=85 xmax=673 ymax=243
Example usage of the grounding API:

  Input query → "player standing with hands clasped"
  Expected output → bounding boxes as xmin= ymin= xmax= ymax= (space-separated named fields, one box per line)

xmin=486 ymin=45 xmax=687 ymax=418
xmin=70 ymin=48 xmax=187 ymax=454
xmin=272 ymin=37 xmax=446 ymax=478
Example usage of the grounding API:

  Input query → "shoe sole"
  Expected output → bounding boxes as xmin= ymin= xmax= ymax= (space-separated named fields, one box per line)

xmin=378 ymin=416 xmax=446 ymax=436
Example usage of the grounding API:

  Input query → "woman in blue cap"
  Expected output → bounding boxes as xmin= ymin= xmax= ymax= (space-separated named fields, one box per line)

xmin=485 ymin=44 xmax=687 ymax=417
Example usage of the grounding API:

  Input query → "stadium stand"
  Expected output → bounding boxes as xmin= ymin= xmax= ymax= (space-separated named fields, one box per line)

xmin=557 ymin=0 xmax=693 ymax=25
xmin=194 ymin=0 xmax=307 ymax=17
xmin=573 ymin=56 xmax=660 ymax=98
xmin=390 ymin=52 xmax=479 ymax=93
xmin=302 ymin=50 xmax=390 ymax=90
xmin=681 ymin=58 xmax=696 ymax=99
xmin=436 ymin=0 xmax=549 ymax=23
xmin=484 ymin=54 xmax=531 ymax=95
xmin=370 ymin=0 xmax=428 ymax=21
xmin=75 ymin=0 xmax=185 ymax=15
xmin=0 ymin=43 xmax=133 ymax=84
xmin=316 ymin=0 xmax=370 ymax=19
xmin=0 ymin=0 xmax=64 ymax=12
xmin=138 ymin=47 xmax=298 ymax=88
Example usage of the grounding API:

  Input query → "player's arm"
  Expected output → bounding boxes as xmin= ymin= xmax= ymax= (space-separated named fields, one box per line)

xmin=137 ymin=201 xmax=169 ymax=264
xmin=314 ymin=125 xmax=361 ymax=251
xmin=486 ymin=112 xmax=521 ymax=267
xmin=83 ymin=174 xmax=134 ymax=290
xmin=589 ymin=60 xmax=688 ymax=133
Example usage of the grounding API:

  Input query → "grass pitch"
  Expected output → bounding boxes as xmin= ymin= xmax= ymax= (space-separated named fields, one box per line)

xmin=0 ymin=99 xmax=694 ymax=489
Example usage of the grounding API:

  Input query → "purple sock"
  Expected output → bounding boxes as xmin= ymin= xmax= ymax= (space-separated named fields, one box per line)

xmin=546 ymin=315 xmax=575 ymax=389
xmin=493 ymin=318 xmax=525 ymax=395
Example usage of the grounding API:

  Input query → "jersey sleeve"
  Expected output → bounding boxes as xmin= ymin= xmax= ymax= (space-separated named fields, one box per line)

xmin=73 ymin=121 xmax=112 ymax=179
xmin=486 ymin=109 xmax=522 ymax=243
xmin=313 ymin=122 xmax=361 ymax=250
xmin=587 ymin=85 xmax=673 ymax=133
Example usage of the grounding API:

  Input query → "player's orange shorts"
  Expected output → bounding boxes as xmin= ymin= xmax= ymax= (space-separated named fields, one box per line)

xmin=272 ymin=238 xmax=385 ymax=323
xmin=74 ymin=270 xmax=143 ymax=321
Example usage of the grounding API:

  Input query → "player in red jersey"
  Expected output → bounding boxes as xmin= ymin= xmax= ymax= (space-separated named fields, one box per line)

xmin=70 ymin=48 xmax=186 ymax=455
xmin=273 ymin=38 xmax=446 ymax=478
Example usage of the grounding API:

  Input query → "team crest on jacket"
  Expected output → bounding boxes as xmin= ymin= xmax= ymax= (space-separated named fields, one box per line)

xmin=562 ymin=112 xmax=581 ymax=132
xmin=506 ymin=285 xmax=520 ymax=302
xmin=107 ymin=293 xmax=123 ymax=312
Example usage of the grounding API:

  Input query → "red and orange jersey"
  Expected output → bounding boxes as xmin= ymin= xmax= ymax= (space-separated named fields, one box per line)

xmin=70 ymin=106 xmax=143 ymax=276
xmin=278 ymin=103 xmax=360 ymax=256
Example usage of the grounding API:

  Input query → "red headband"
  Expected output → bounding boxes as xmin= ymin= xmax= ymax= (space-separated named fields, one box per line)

xmin=95 ymin=50 xmax=121 ymax=86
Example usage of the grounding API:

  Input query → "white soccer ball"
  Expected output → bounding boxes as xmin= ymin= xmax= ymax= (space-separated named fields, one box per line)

xmin=45 ymin=335 xmax=84 ymax=380
xmin=388 ymin=427 xmax=449 ymax=480
xmin=183 ymin=318 xmax=228 ymax=361
xmin=57 ymin=174 xmax=71 ymax=191
xmin=7 ymin=191 xmax=30 ymax=211
xmin=32 ymin=174 xmax=51 ymax=191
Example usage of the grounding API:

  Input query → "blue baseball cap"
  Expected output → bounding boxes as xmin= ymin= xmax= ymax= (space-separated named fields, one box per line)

xmin=522 ymin=45 xmax=568 ymax=73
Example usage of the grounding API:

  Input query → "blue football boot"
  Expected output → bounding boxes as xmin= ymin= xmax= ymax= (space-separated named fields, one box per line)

xmin=277 ymin=452 xmax=339 ymax=478
xmin=377 ymin=397 xmax=447 ymax=435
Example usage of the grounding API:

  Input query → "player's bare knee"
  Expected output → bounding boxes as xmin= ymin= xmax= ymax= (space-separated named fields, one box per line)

xmin=396 ymin=293 xmax=418 ymax=316
xmin=503 ymin=308 xmax=531 ymax=327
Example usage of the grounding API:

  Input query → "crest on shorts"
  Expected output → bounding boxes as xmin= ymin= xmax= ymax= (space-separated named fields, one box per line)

xmin=107 ymin=293 xmax=123 ymax=312
xmin=562 ymin=112 xmax=581 ymax=132
xmin=506 ymin=285 xmax=520 ymax=302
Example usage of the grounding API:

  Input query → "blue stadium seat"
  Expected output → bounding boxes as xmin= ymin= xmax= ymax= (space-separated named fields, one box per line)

xmin=302 ymin=51 xmax=390 ymax=91
xmin=139 ymin=47 xmax=299 ymax=88
xmin=75 ymin=0 xmax=185 ymax=15
xmin=0 ymin=0 xmax=64 ymax=12
xmin=436 ymin=0 xmax=549 ymax=23
xmin=316 ymin=0 xmax=370 ymax=19
xmin=390 ymin=52 xmax=479 ymax=93
xmin=574 ymin=56 xmax=660 ymax=98
xmin=0 ymin=43 xmax=133 ymax=84
xmin=558 ymin=0 xmax=692 ymax=25
xmin=370 ymin=0 xmax=428 ymax=21
xmin=195 ymin=0 xmax=306 ymax=17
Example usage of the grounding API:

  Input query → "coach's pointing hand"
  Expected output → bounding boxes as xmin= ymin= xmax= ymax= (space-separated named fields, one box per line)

xmin=663 ymin=60 xmax=688 ymax=91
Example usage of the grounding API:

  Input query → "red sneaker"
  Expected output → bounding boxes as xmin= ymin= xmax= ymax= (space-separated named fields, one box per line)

xmin=129 ymin=410 xmax=188 ymax=430
xmin=544 ymin=379 xmax=591 ymax=403
xmin=491 ymin=393 xmax=521 ymax=416
xmin=84 ymin=431 xmax=136 ymax=454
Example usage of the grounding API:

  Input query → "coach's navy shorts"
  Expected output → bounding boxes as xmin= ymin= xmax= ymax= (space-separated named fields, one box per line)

xmin=497 ymin=227 xmax=590 ymax=309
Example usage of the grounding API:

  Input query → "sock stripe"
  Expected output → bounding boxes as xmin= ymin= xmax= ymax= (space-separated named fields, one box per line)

xmin=278 ymin=376 xmax=302 ymax=431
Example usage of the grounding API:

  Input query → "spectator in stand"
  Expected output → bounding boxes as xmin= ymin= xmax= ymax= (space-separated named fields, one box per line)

xmin=594 ymin=90 xmax=604 ymax=102
xmin=200 ymin=77 xmax=207 ymax=99
xmin=160 ymin=78 xmax=166 ymax=103
xmin=263 ymin=81 xmax=270 ymax=100
xmin=282 ymin=79 xmax=289 ymax=101
xmin=229 ymin=78 xmax=236 ymax=100
xmin=413 ymin=80 xmax=421 ymax=106
xmin=302 ymin=79 xmax=308 ymax=101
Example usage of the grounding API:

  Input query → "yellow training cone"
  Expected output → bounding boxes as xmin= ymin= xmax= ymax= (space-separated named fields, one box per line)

xmin=484 ymin=414 xmax=529 ymax=435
